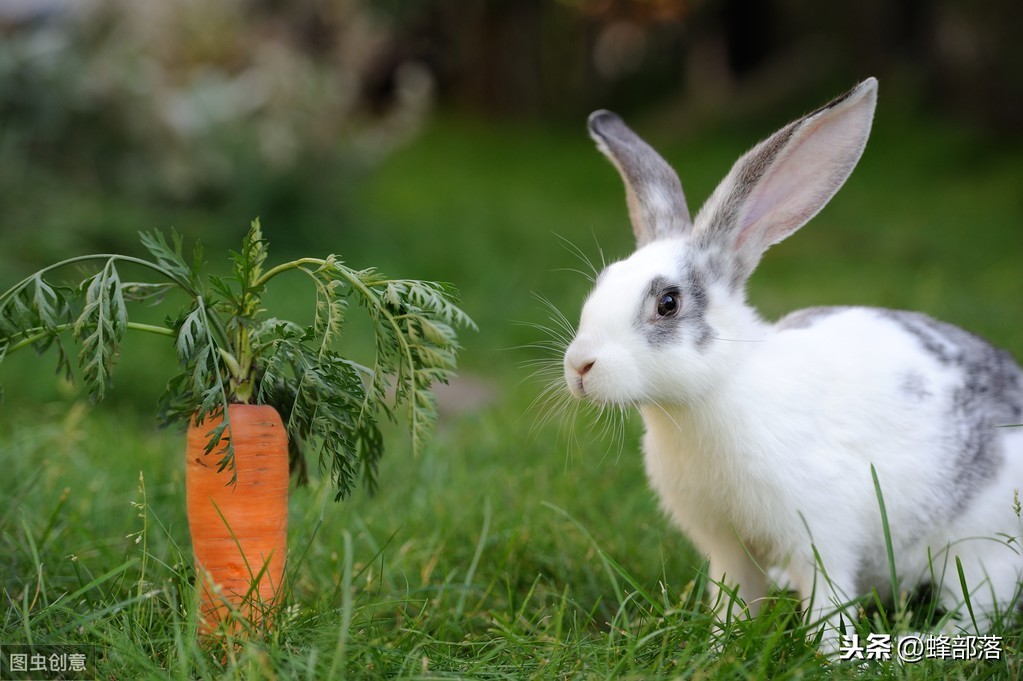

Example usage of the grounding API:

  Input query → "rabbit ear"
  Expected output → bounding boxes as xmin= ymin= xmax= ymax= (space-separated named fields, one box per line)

xmin=695 ymin=78 xmax=878 ymax=286
xmin=588 ymin=110 xmax=692 ymax=247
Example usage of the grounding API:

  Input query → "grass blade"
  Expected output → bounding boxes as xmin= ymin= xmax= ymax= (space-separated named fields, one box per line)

xmin=955 ymin=555 xmax=979 ymax=631
xmin=870 ymin=464 xmax=899 ymax=602
xmin=455 ymin=498 xmax=492 ymax=622
xmin=328 ymin=531 xmax=355 ymax=680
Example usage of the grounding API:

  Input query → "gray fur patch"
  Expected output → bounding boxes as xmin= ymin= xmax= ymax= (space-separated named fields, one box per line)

xmin=776 ymin=306 xmax=849 ymax=331
xmin=693 ymin=246 xmax=742 ymax=293
xmin=639 ymin=266 xmax=714 ymax=349
xmin=683 ymin=267 xmax=714 ymax=349
xmin=878 ymin=309 xmax=1023 ymax=513
xmin=899 ymin=371 xmax=933 ymax=401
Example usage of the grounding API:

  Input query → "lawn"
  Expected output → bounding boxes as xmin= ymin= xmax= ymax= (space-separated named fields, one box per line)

xmin=2 ymin=101 xmax=1022 ymax=679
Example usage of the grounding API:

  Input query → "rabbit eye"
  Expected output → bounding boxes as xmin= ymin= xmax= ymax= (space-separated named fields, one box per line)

xmin=656 ymin=291 xmax=681 ymax=318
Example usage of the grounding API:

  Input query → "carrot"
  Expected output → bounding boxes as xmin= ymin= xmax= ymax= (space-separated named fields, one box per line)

xmin=1 ymin=221 xmax=471 ymax=640
xmin=185 ymin=403 xmax=288 ymax=635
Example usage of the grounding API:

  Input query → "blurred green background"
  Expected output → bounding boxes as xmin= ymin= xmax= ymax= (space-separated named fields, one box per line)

xmin=2 ymin=0 xmax=1020 ymax=408
xmin=1 ymin=1 xmax=1022 ymax=674
xmin=1 ymin=1 xmax=1023 ymax=674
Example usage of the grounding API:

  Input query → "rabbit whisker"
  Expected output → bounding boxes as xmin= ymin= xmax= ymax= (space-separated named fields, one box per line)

xmin=553 ymin=232 xmax=601 ymax=280
xmin=531 ymin=293 xmax=579 ymax=340
xmin=590 ymin=228 xmax=609 ymax=270
xmin=634 ymin=391 xmax=685 ymax=433
xmin=552 ymin=266 xmax=595 ymax=283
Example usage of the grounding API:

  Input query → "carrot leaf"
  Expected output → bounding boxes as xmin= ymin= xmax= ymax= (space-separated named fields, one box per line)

xmin=139 ymin=229 xmax=201 ymax=293
xmin=73 ymin=260 xmax=128 ymax=401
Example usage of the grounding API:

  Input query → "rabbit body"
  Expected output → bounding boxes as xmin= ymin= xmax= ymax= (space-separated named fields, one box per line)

xmin=564 ymin=78 xmax=1023 ymax=638
xmin=640 ymin=301 xmax=1023 ymax=626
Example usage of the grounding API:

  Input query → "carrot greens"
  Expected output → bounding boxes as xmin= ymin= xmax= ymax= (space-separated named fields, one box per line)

xmin=0 ymin=220 xmax=473 ymax=498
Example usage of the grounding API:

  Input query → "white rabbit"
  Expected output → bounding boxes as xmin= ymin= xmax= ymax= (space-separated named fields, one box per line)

xmin=563 ymin=77 xmax=1023 ymax=645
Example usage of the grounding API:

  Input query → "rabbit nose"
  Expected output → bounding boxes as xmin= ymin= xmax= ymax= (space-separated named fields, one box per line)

xmin=569 ymin=357 xmax=595 ymax=377
xmin=565 ymin=343 xmax=596 ymax=379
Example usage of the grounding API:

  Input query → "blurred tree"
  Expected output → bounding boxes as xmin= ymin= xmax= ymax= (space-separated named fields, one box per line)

xmin=1 ymin=0 xmax=1018 ymax=275
xmin=0 ymin=0 xmax=434 ymax=199
xmin=0 ymin=0 xmax=440 ymax=270
xmin=925 ymin=0 xmax=1023 ymax=131
xmin=372 ymin=0 xmax=1020 ymax=132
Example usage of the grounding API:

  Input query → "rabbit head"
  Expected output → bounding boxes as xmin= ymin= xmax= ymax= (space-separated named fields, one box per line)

xmin=564 ymin=78 xmax=878 ymax=407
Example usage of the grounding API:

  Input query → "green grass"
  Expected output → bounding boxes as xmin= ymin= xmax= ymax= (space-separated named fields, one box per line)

xmin=2 ymin=105 xmax=1023 ymax=679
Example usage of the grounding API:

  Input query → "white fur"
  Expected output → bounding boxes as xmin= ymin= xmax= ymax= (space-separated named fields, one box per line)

xmin=640 ymin=310 xmax=1023 ymax=628
xmin=564 ymin=78 xmax=1023 ymax=645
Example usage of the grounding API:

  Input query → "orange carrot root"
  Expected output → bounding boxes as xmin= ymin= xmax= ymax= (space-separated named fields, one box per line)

xmin=185 ymin=404 xmax=289 ymax=636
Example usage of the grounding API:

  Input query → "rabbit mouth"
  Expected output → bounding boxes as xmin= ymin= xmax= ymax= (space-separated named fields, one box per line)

xmin=568 ymin=375 xmax=636 ymax=407
xmin=567 ymin=372 xmax=600 ymax=402
xmin=572 ymin=375 xmax=587 ymax=399
xmin=564 ymin=370 xmax=595 ymax=401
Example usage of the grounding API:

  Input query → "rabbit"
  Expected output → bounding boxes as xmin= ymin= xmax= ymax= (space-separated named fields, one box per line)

xmin=562 ymin=77 xmax=1023 ymax=647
